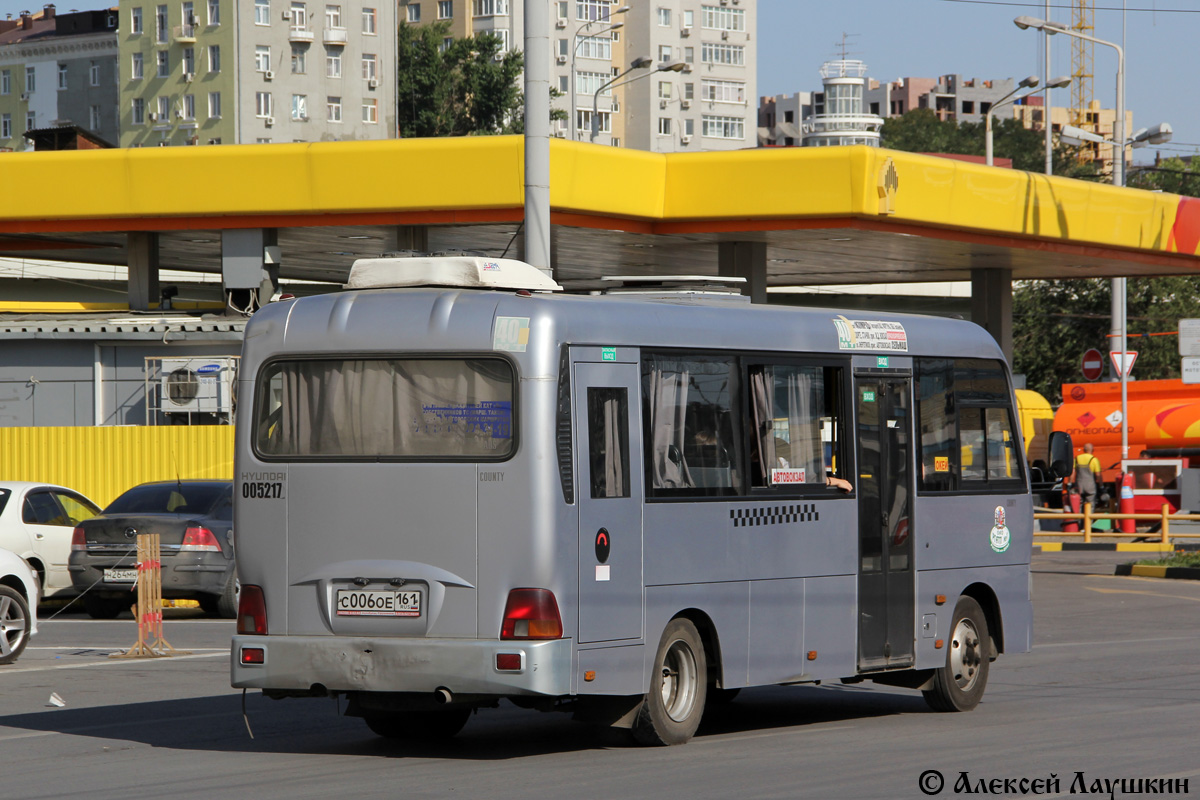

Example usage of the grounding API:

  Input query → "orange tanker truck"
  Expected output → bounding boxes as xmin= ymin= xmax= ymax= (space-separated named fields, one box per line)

xmin=1054 ymin=378 xmax=1200 ymax=513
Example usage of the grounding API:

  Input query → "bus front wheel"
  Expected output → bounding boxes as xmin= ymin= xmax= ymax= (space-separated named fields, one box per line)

xmin=923 ymin=596 xmax=990 ymax=712
xmin=632 ymin=618 xmax=707 ymax=745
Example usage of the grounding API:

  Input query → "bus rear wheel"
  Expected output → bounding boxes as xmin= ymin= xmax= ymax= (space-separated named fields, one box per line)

xmin=363 ymin=707 xmax=471 ymax=740
xmin=923 ymin=596 xmax=990 ymax=712
xmin=632 ymin=618 xmax=707 ymax=746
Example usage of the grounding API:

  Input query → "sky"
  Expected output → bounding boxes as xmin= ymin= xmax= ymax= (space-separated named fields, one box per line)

xmin=1 ymin=0 xmax=1196 ymax=161
xmin=756 ymin=0 xmax=1200 ymax=164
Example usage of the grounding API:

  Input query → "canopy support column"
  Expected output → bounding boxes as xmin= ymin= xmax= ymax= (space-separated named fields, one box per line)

xmin=971 ymin=268 xmax=1014 ymax=365
xmin=718 ymin=241 xmax=767 ymax=304
xmin=127 ymin=232 xmax=160 ymax=312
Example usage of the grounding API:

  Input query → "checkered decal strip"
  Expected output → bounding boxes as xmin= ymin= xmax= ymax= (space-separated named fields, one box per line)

xmin=730 ymin=504 xmax=818 ymax=528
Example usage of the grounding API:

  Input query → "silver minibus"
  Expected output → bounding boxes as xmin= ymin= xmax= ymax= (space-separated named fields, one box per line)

xmin=231 ymin=256 xmax=1032 ymax=745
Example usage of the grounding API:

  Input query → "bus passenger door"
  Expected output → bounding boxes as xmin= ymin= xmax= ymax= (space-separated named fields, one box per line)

xmin=574 ymin=360 xmax=644 ymax=644
xmin=855 ymin=375 xmax=915 ymax=671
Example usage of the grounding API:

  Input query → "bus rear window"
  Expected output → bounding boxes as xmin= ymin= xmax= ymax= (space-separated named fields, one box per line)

xmin=254 ymin=357 xmax=515 ymax=460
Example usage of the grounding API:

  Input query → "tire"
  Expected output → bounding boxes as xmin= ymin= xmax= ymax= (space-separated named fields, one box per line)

xmin=923 ymin=596 xmax=990 ymax=712
xmin=83 ymin=594 xmax=129 ymax=620
xmin=0 ymin=585 xmax=32 ymax=665
xmin=632 ymin=618 xmax=707 ymax=746
xmin=364 ymin=708 xmax=472 ymax=740
xmin=214 ymin=573 xmax=239 ymax=619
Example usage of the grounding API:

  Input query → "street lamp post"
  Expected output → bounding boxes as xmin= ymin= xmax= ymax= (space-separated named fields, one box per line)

xmin=569 ymin=7 xmax=628 ymax=141
xmin=1015 ymin=15 xmax=1130 ymax=462
xmin=591 ymin=59 xmax=685 ymax=143
xmin=985 ymin=76 xmax=1038 ymax=166
xmin=985 ymin=75 xmax=1070 ymax=167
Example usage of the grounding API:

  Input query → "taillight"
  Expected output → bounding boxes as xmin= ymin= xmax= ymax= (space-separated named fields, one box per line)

xmin=71 ymin=526 xmax=86 ymax=552
xmin=500 ymin=588 xmax=562 ymax=640
xmin=237 ymin=584 xmax=267 ymax=635
xmin=180 ymin=525 xmax=222 ymax=552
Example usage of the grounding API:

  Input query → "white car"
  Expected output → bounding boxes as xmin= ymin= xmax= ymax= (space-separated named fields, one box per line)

xmin=0 ymin=482 xmax=101 ymax=598
xmin=0 ymin=546 xmax=39 ymax=664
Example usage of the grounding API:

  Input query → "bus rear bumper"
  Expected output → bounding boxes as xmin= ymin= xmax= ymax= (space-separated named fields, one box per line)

xmin=230 ymin=635 xmax=573 ymax=697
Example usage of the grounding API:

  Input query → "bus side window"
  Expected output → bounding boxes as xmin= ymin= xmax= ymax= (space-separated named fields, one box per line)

xmin=587 ymin=387 xmax=630 ymax=499
xmin=748 ymin=364 xmax=835 ymax=489
xmin=643 ymin=354 xmax=741 ymax=497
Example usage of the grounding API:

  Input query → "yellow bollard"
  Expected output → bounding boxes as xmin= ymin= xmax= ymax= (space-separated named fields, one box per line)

xmin=1161 ymin=504 xmax=1170 ymax=545
xmin=1083 ymin=502 xmax=1092 ymax=544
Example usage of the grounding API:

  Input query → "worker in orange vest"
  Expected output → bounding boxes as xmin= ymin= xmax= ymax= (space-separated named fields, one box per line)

xmin=1071 ymin=443 xmax=1103 ymax=510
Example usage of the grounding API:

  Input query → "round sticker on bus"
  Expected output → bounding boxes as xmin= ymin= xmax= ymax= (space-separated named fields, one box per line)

xmin=595 ymin=528 xmax=611 ymax=564
xmin=989 ymin=505 xmax=1011 ymax=553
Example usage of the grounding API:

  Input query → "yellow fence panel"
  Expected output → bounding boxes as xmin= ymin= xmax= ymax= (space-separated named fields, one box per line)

xmin=0 ymin=426 xmax=235 ymax=508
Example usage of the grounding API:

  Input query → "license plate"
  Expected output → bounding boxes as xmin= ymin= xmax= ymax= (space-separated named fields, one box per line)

xmin=335 ymin=589 xmax=421 ymax=617
xmin=103 ymin=567 xmax=138 ymax=583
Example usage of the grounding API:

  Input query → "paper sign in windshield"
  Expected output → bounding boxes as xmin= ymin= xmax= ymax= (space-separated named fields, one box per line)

xmin=833 ymin=316 xmax=908 ymax=352
xmin=771 ymin=468 xmax=806 ymax=485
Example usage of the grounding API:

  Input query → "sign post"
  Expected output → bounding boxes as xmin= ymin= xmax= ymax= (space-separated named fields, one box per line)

xmin=1081 ymin=348 xmax=1104 ymax=381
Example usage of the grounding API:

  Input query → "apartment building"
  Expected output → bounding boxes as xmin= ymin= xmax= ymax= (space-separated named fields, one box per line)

xmin=116 ymin=0 xmax=396 ymax=146
xmin=399 ymin=0 xmax=757 ymax=152
xmin=0 ymin=6 xmax=120 ymax=152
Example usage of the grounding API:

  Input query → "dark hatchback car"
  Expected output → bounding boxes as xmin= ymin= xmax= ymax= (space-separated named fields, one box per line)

xmin=69 ymin=480 xmax=235 ymax=619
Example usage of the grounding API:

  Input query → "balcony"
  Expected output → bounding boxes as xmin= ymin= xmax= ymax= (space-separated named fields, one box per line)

xmin=172 ymin=23 xmax=197 ymax=43
xmin=323 ymin=27 xmax=347 ymax=46
xmin=288 ymin=26 xmax=315 ymax=43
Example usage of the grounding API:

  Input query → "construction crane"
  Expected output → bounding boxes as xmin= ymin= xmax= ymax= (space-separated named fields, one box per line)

xmin=1069 ymin=0 xmax=1094 ymax=135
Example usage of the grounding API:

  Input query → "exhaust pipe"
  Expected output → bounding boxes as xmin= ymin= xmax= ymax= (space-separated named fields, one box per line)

xmin=435 ymin=687 xmax=453 ymax=704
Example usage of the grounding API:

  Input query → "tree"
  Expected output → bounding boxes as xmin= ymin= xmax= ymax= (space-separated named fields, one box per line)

xmin=879 ymin=108 xmax=1099 ymax=178
xmin=397 ymin=21 xmax=524 ymax=137
xmin=1128 ymin=155 xmax=1200 ymax=196
xmin=1013 ymin=277 xmax=1200 ymax=403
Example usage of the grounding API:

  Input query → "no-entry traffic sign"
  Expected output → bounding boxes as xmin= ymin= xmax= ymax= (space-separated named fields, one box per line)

xmin=1081 ymin=348 xmax=1104 ymax=381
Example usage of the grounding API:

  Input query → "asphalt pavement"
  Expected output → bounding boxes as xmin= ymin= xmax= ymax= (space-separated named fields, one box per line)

xmin=2 ymin=552 xmax=1198 ymax=800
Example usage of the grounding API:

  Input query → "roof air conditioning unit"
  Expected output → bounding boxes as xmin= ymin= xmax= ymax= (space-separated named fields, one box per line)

xmin=265 ymin=116 xmax=275 ymax=126
xmin=556 ymin=55 xmax=567 ymax=64
xmin=264 ymin=70 xmax=274 ymax=80
xmin=681 ymin=99 xmax=691 ymax=109
xmin=367 ymin=78 xmax=378 ymax=89
xmin=160 ymin=357 xmax=236 ymax=415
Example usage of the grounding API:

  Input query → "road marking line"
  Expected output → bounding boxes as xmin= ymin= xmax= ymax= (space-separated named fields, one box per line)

xmin=0 ymin=651 xmax=226 ymax=675
xmin=1086 ymin=586 xmax=1200 ymax=602
xmin=24 ymin=646 xmax=229 ymax=651
xmin=1036 ymin=635 xmax=1196 ymax=649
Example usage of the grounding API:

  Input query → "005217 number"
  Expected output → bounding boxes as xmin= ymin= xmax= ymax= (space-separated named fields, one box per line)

xmin=242 ymin=481 xmax=283 ymax=499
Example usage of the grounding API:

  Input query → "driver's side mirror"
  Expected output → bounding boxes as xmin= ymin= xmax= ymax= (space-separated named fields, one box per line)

xmin=1049 ymin=431 xmax=1073 ymax=478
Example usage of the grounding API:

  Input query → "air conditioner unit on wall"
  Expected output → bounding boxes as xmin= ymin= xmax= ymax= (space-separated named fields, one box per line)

xmin=160 ymin=357 xmax=236 ymax=415
xmin=264 ymin=70 xmax=275 ymax=80
xmin=681 ymin=99 xmax=691 ymax=109
xmin=367 ymin=78 xmax=378 ymax=89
